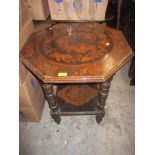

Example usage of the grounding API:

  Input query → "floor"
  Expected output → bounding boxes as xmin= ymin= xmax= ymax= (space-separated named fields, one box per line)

xmin=19 ymin=61 xmax=135 ymax=155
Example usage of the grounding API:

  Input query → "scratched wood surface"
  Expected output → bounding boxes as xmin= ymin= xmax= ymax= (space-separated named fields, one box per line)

xmin=20 ymin=23 xmax=134 ymax=83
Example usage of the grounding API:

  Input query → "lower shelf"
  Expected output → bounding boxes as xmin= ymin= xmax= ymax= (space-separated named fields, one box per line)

xmin=56 ymin=84 xmax=100 ymax=116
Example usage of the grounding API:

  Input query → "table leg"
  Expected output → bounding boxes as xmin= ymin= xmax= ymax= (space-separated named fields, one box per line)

xmin=96 ymin=77 xmax=113 ymax=123
xmin=117 ymin=0 xmax=123 ymax=29
xmin=42 ymin=84 xmax=61 ymax=124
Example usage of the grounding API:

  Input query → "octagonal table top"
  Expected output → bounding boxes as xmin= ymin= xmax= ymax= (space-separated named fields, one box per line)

xmin=20 ymin=23 xmax=134 ymax=83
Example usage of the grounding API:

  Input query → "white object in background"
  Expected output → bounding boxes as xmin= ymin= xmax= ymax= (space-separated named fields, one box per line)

xmin=28 ymin=0 xmax=49 ymax=20
xmin=48 ymin=0 xmax=109 ymax=21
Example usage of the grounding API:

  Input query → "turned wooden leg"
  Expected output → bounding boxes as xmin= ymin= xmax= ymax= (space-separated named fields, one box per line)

xmin=96 ymin=77 xmax=113 ymax=124
xmin=42 ymin=84 xmax=61 ymax=124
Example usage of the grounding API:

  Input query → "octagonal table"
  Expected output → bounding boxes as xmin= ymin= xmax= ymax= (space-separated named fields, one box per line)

xmin=20 ymin=23 xmax=133 ymax=124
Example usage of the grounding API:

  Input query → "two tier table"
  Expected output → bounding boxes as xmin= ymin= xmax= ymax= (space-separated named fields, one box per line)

xmin=20 ymin=23 xmax=133 ymax=124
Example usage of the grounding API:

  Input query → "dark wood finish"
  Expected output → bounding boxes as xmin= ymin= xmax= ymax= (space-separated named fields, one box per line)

xmin=20 ymin=22 xmax=133 ymax=123
xmin=20 ymin=23 xmax=133 ymax=84
xmin=42 ymin=84 xmax=61 ymax=124
xmin=32 ymin=15 xmax=114 ymax=25
xmin=117 ymin=0 xmax=123 ymax=29
xmin=128 ymin=58 xmax=135 ymax=85
xmin=119 ymin=0 xmax=135 ymax=85
xmin=96 ymin=76 xmax=113 ymax=123
xmin=46 ymin=81 xmax=112 ymax=123
xmin=57 ymin=84 xmax=98 ymax=116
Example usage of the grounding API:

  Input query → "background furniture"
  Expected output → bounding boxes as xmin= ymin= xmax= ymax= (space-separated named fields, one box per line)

xmin=119 ymin=0 xmax=135 ymax=85
xmin=117 ymin=0 xmax=122 ymax=29
xmin=106 ymin=0 xmax=135 ymax=85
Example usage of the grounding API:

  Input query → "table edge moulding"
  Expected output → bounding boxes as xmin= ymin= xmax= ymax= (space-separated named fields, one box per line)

xmin=19 ymin=23 xmax=134 ymax=124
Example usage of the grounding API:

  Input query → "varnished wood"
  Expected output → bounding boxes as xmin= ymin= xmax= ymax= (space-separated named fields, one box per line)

xmin=20 ymin=22 xmax=133 ymax=123
xmin=57 ymin=84 xmax=98 ymax=106
xmin=20 ymin=23 xmax=133 ymax=84
xmin=117 ymin=0 xmax=123 ymax=29
xmin=128 ymin=58 xmax=135 ymax=86
xmin=96 ymin=77 xmax=113 ymax=123
xmin=57 ymin=84 xmax=99 ymax=116
xmin=42 ymin=84 xmax=57 ymax=109
xmin=42 ymin=84 xmax=61 ymax=124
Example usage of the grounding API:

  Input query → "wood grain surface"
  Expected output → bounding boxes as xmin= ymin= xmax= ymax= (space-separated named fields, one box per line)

xmin=57 ymin=84 xmax=98 ymax=106
xmin=20 ymin=23 xmax=134 ymax=83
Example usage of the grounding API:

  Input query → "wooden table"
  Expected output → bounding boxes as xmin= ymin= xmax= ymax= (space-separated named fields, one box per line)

xmin=20 ymin=23 xmax=133 ymax=124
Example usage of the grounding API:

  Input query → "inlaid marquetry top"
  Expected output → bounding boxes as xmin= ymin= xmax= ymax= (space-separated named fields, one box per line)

xmin=20 ymin=23 xmax=134 ymax=83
